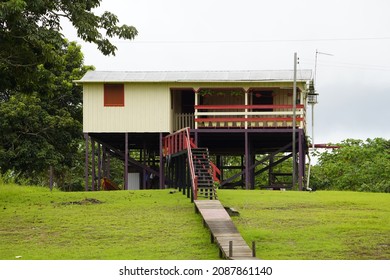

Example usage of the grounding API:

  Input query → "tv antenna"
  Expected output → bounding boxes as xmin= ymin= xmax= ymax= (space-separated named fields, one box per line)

xmin=314 ymin=49 xmax=333 ymax=86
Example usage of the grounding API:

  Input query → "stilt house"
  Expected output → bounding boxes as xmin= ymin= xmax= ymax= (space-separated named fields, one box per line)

xmin=76 ymin=70 xmax=313 ymax=198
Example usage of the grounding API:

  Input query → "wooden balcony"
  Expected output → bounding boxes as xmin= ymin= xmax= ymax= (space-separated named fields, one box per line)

xmin=174 ymin=105 xmax=305 ymax=131
xmin=195 ymin=104 xmax=305 ymax=129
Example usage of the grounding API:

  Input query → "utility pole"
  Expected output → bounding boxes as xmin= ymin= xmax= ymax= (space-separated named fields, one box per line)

xmin=312 ymin=50 xmax=333 ymax=150
xmin=292 ymin=52 xmax=297 ymax=189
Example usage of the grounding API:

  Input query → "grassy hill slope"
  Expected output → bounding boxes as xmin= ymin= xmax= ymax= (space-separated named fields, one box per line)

xmin=219 ymin=190 xmax=390 ymax=259
xmin=0 ymin=184 xmax=389 ymax=260
xmin=0 ymin=184 xmax=218 ymax=260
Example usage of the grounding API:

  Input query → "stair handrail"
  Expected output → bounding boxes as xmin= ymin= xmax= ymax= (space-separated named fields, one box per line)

xmin=163 ymin=127 xmax=223 ymax=199
xmin=188 ymin=138 xmax=221 ymax=183
xmin=164 ymin=128 xmax=221 ymax=183
xmin=163 ymin=127 xmax=188 ymax=156
xmin=163 ymin=127 xmax=198 ymax=199
xmin=209 ymin=162 xmax=221 ymax=183
xmin=183 ymin=128 xmax=198 ymax=200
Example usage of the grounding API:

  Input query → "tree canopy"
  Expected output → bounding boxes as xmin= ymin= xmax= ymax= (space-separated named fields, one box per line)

xmin=0 ymin=0 xmax=137 ymax=94
xmin=0 ymin=0 xmax=137 ymax=186
xmin=0 ymin=41 xmax=92 ymax=185
xmin=311 ymin=138 xmax=390 ymax=193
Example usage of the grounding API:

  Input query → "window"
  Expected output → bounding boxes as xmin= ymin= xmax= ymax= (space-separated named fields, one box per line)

xmin=104 ymin=84 xmax=124 ymax=106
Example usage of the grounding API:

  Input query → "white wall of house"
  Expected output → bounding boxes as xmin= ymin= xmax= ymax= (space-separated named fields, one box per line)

xmin=83 ymin=83 xmax=171 ymax=133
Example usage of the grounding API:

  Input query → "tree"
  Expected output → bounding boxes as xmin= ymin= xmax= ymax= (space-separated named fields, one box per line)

xmin=0 ymin=0 xmax=137 ymax=95
xmin=310 ymin=138 xmax=390 ymax=193
xmin=0 ymin=0 xmax=138 ymax=187
xmin=0 ymin=41 xmax=92 ymax=186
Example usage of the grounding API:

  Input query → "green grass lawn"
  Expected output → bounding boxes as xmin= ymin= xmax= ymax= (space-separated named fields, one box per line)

xmin=218 ymin=190 xmax=390 ymax=260
xmin=0 ymin=184 xmax=389 ymax=260
xmin=0 ymin=184 xmax=219 ymax=260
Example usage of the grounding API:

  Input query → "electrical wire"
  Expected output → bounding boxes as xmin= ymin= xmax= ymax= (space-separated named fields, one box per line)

xmin=112 ymin=36 xmax=390 ymax=44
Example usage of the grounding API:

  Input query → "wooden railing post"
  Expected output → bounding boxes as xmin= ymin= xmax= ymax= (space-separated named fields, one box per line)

xmin=194 ymin=176 xmax=198 ymax=200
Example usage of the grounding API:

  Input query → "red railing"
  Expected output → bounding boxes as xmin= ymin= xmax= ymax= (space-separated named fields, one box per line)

xmin=163 ymin=127 xmax=189 ymax=156
xmin=163 ymin=128 xmax=221 ymax=199
xmin=209 ymin=162 xmax=221 ymax=183
xmin=164 ymin=128 xmax=197 ymax=199
xmin=195 ymin=104 xmax=305 ymax=110
xmin=194 ymin=104 xmax=305 ymax=129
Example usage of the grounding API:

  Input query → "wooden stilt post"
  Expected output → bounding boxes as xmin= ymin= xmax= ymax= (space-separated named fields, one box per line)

xmin=241 ymin=155 xmax=244 ymax=188
xmin=142 ymin=146 xmax=147 ymax=190
xmin=229 ymin=241 xmax=233 ymax=258
xmin=245 ymin=132 xmax=250 ymax=190
xmin=250 ymin=137 xmax=255 ymax=189
xmin=91 ymin=139 xmax=95 ymax=191
xmin=269 ymin=155 xmax=274 ymax=186
xmin=97 ymin=143 xmax=101 ymax=191
xmin=159 ymin=133 xmax=164 ymax=189
xmin=84 ymin=133 xmax=89 ymax=191
xmin=220 ymin=155 xmax=224 ymax=181
xmin=181 ymin=156 xmax=186 ymax=195
xmin=124 ymin=133 xmax=128 ymax=190
xmin=175 ymin=158 xmax=178 ymax=190
xmin=102 ymin=145 xmax=107 ymax=178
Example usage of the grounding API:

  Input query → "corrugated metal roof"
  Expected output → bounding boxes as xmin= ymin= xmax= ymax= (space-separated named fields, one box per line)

xmin=75 ymin=70 xmax=313 ymax=83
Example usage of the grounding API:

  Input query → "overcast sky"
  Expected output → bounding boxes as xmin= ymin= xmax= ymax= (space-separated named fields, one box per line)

xmin=63 ymin=0 xmax=390 ymax=144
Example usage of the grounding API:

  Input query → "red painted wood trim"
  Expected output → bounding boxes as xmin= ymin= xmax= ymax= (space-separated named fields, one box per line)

xmin=195 ymin=104 xmax=304 ymax=110
xmin=195 ymin=117 xmax=304 ymax=122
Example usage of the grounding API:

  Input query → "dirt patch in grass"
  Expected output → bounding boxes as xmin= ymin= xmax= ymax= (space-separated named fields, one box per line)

xmin=58 ymin=198 xmax=103 ymax=206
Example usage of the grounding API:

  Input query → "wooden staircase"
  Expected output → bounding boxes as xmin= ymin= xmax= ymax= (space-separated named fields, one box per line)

xmin=163 ymin=128 xmax=257 ymax=260
xmin=163 ymin=128 xmax=219 ymax=200
xmin=192 ymin=148 xmax=217 ymax=200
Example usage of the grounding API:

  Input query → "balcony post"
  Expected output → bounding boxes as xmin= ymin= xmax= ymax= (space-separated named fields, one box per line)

xmin=194 ymin=88 xmax=199 ymax=129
